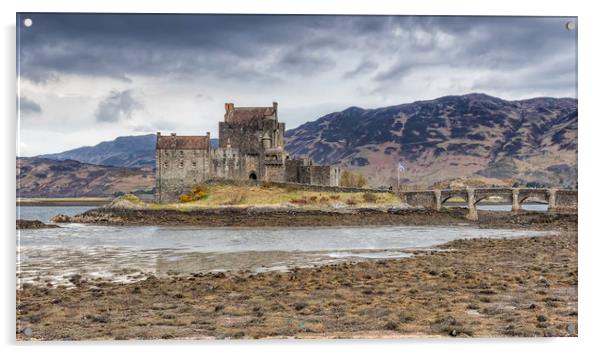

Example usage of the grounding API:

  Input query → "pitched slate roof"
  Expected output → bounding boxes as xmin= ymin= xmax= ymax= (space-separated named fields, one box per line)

xmin=156 ymin=135 xmax=210 ymax=150
xmin=224 ymin=103 xmax=277 ymax=123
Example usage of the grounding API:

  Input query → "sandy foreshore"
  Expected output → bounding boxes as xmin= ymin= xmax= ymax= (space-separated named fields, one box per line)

xmin=17 ymin=229 xmax=577 ymax=340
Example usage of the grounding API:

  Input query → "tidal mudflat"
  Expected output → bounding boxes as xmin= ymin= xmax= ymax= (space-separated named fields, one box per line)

xmin=17 ymin=223 xmax=552 ymax=287
xmin=16 ymin=226 xmax=576 ymax=339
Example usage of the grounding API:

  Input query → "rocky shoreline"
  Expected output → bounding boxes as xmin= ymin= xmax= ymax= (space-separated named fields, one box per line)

xmin=16 ymin=219 xmax=59 ymax=229
xmin=16 ymin=232 xmax=577 ymax=340
xmin=55 ymin=206 xmax=577 ymax=230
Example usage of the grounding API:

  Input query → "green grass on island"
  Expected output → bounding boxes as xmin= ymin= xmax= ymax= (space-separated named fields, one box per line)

xmin=116 ymin=183 xmax=402 ymax=210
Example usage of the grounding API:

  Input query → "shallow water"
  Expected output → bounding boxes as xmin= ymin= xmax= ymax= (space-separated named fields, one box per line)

xmin=442 ymin=203 xmax=548 ymax=212
xmin=477 ymin=204 xmax=548 ymax=212
xmin=17 ymin=205 xmax=93 ymax=223
xmin=16 ymin=206 xmax=551 ymax=286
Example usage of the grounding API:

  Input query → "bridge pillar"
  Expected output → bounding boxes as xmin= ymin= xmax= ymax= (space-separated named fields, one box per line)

xmin=398 ymin=192 xmax=407 ymax=204
xmin=548 ymin=189 xmax=557 ymax=214
xmin=434 ymin=189 xmax=442 ymax=211
xmin=511 ymin=188 xmax=521 ymax=213
xmin=466 ymin=188 xmax=478 ymax=221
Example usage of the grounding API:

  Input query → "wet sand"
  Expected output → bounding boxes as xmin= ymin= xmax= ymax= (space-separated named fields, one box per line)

xmin=16 ymin=231 xmax=577 ymax=340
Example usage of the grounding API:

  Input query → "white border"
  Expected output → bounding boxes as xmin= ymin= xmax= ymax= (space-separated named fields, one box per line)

xmin=2 ymin=0 xmax=600 ymax=353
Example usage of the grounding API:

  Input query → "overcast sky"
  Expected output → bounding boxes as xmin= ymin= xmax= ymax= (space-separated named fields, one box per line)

xmin=17 ymin=14 xmax=577 ymax=156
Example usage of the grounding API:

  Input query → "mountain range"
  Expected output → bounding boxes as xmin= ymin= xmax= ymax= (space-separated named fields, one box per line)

xmin=39 ymin=134 xmax=219 ymax=169
xmin=21 ymin=93 xmax=577 ymax=196
xmin=286 ymin=93 xmax=577 ymax=187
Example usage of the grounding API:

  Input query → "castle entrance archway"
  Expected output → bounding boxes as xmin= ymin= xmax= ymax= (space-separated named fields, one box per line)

xmin=249 ymin=172 xmax=257 ymax=180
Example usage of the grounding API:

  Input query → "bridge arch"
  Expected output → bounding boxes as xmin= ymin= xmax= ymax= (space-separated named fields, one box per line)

xmin=440 ymin=190 xmax=469 ymax=205
xmin=441 ymin=195 xmax=468 ymax=204
xmin=519 ymin=195 xmax=549 ymax=204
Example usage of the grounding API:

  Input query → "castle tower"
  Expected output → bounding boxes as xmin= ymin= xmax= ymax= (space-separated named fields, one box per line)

xmin=218 ymin=102 xmax=287 ymax=181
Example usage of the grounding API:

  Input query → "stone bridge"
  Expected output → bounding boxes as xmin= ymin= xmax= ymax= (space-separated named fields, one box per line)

xmin=401 ymin=188 xmax=577 ymax=220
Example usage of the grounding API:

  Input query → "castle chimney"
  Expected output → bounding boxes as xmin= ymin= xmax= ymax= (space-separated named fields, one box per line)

xmin=156 ymin=132 xmax=161 ymax=136
xmin=206 ymin=132 xmax=210 ymax=138
xmin=171 ymin=133 xmax=176 ymax=136
xmin=225 ymin=103 xmax=234 ymax=112
xmin=272 ymin=102 xmax=278 ymax=111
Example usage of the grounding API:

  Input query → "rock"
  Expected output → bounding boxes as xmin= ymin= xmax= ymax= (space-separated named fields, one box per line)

xmin=567 ymin=323 xmax=576 ymax=335
xmin=384 ymin=321 xmax=399 ymax=331
xmin=50 ymin=214 xmax=71 ymax=223
xmin=86 ymin=314 xmax=110 ymax=323
xmin=536 ymin=315 xmax=547 ymax=322
xmin=68 ymin=274 xmax=82 ymax=284
xmin=16 ymin=219 xmax=59 ymax=229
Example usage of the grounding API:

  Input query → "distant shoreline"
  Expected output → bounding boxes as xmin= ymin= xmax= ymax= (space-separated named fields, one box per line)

xmin=17 ymin=198 xmax=111 ymax=207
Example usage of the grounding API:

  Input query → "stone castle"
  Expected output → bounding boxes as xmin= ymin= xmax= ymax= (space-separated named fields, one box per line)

xmin=155 ymin=102 xmax=341 ymax=202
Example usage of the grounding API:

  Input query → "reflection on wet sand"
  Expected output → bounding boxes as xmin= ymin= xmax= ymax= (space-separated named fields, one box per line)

xmin=18 ymin=246 xmax=414 ymax=287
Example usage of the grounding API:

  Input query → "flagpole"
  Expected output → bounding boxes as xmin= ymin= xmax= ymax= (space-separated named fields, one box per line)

xmin=397 ymin=165 xmax=400 ymax=191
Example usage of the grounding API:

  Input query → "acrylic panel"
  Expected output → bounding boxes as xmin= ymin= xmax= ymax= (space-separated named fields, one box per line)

xmin=16 ymin=13 xmax=578 ymax=340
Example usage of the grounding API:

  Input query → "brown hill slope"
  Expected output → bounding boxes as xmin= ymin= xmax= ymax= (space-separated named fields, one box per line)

xmin=285 ymin=94 xmax=577 ymax=187
xmin=17 ymin=157 xmax=154 ymax=198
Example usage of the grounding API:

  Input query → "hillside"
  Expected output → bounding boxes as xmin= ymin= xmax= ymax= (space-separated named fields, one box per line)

xmin=17 ymin=157 xmax=154 ymax=198
xmin=39 ymin=135 xmax=220 ymax=168
xmin=39 ymin=134 xmax=157 ymax=168
xmin=285 ymin=94 xmax=577 ymax=187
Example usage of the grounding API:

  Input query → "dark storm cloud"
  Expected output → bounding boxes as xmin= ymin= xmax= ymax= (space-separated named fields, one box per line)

xmin=18 ymin=14 xmax=344 ymax=82
xmin=17 ymin=14 xmax=576 ymax=96
xmin=19 ymin=96 xmax=42 ymax=115
xmin=95 ymin=90 xmax=142 ymax=122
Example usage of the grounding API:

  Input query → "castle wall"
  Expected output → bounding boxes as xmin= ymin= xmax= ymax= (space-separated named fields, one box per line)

xmin=285 ymin=159 xmax=304 ymax=183
xmin=155 ymin=148 xmax=211 ymax=203
xmin=241 ymin=154 xmax=260 ymax=180
xmin=264 ymin=163 xmax=286 ymax=182
xmin=210 ymin=147 xmax=242 ymax=180
xmin=305 ymin=165 xmax=341 ymax=186
xmin=218 ymin=114 xmax=285 ymax=181
xmin=219 ymin=120 xmax=284 ymax=152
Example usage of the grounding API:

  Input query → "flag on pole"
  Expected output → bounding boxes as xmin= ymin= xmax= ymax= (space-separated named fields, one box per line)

xmin=398 ymin=162 xmax=406 ymax=172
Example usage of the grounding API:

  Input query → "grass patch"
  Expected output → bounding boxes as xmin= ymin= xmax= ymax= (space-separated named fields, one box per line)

xmin=179 ymin=184 xmax=210 ymax=203
xmin=152 ymin=184 xmax=402 ymax=209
